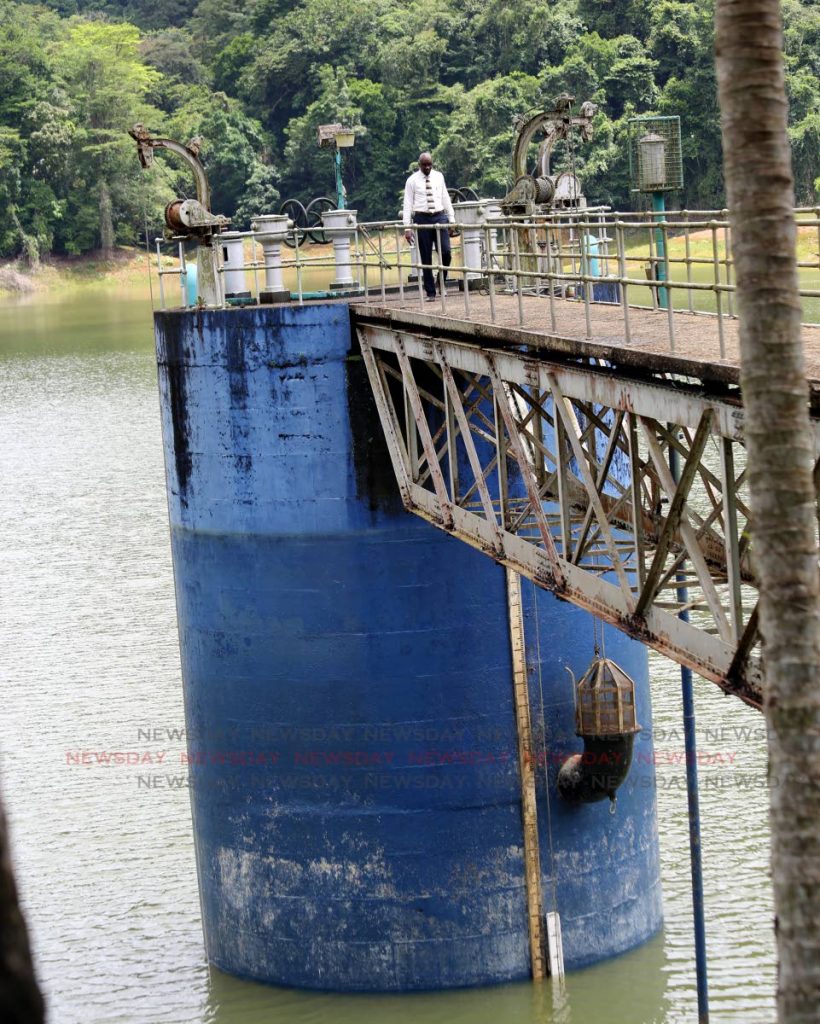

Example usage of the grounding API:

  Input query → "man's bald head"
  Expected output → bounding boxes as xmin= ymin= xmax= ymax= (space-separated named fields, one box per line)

xmin=418 ymin=152 xmax=433 ymax=175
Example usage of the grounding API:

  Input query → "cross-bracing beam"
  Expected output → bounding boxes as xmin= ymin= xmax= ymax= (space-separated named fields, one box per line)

xmin=354 ymin=321 xmax=811 ymax=710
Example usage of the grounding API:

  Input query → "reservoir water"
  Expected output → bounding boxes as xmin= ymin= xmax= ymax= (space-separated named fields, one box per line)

xmin=0 ymin=285 xmax=775 ymax=1023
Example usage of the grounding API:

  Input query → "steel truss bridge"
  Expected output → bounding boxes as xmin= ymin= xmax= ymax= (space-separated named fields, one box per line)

xmin=354 ymin=306 xmax=820 ymax=712
xmin=145 ymin=194 xmax=820 ymax=710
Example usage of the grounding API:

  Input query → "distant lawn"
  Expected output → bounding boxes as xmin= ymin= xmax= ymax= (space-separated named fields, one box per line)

xmin=616 ymin=226 xmax=820 ymax=322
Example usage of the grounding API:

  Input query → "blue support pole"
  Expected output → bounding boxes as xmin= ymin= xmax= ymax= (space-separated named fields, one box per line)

xmin=652 ymin=191 xmax=668 ymax=309
xmin=669 ymin=443 xmax=709 ymax=1023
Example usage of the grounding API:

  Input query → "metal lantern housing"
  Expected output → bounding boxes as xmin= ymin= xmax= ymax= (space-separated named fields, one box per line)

xmin=627 ymin=116 xmax=683 ymax=193
xmin=575 ymin=655 xmax=641 ymax=738
xmin=557 ymin=653 xmax=642 ymax=807
xmin=317 ymin=123 xmax=356 ymax=149
xmin=637 ymin=133 xmax=666 ymax=190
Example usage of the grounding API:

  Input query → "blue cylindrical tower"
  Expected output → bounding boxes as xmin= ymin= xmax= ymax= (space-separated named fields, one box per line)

xmin=154 ymin=303 xmax=662 ymax=991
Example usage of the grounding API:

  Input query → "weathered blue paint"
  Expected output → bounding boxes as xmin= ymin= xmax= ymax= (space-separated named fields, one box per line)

xmin=154 ymin=303 xmax=662 ymax=991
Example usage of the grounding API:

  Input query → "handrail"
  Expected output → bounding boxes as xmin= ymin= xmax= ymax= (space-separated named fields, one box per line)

xmin=147 ymin=206 xmax=820 ymax=360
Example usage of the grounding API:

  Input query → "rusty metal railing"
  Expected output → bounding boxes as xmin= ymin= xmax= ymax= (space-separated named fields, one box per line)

xmin=149 ymin=206 xmax=820 ymax=357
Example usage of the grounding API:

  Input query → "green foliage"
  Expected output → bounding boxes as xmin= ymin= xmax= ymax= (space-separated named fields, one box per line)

xmin=435 ymin=74 xmax=542 ymax=197
xmin=211 ymin=33 xmax=254 ymax=95
xmin=49 ymin=19 xmax=165 ymax=252
xmin=577 ymin=0 xmax=651 ymax=41
xmin=280 ymin=66 xmax=363 ymax=205
xmin=0 ymin=0 xmax=817 ymax=259
xmin=344 ymin=78 xmax=398 ymax=216
xmin=167 ymin=91 xmax=277 ymax=226
xmin=140 ymin=29 xmax=208 ymax=86
xmin=784 ymin=0 xmax=820 ymax=202
xmin=0 ymin=2 xmax=60 ymax=121
xmin=464 ymin=0 xmax=581 ymax=83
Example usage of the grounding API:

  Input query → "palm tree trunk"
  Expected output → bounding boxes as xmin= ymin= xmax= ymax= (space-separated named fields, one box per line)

xmin=715 ymin=3 xmax=820 ymax=1021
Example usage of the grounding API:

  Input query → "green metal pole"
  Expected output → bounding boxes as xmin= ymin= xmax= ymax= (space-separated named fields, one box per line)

xmin=652 ymin=191 xmax=668 ymax=309
xmin=335 ymin=149 xmax=344 ymax=210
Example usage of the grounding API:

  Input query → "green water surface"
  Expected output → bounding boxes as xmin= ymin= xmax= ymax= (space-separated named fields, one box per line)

xmin=0 ymin=285 xmax=775 ymax=1023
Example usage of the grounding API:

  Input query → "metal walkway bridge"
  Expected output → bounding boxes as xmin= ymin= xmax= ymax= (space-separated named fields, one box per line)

xmin=352 ymin=286 xmax=820 ymax=712
xmin=152 ymin=205 xmax=820 ymax=709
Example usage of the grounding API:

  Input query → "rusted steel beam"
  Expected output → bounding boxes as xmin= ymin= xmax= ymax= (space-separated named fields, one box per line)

xmin=406 ymin=482 xmax=762 ymax=708
xmin=436 ymin=344 xmax=502 ymax=550
xmin=355 ymin=322 xmax=766 ymax=707
xmin=549 ymin=374 xmax=635 ymax=606
xmin=568 ymin=408 xmax=627 ymax=564
xmin=634 ymin=411 xmax=714 ymax=619
xmin=487 ymin=357 xmax=564 ymax=582
xmin=394 ymin=335 xmax=453 ymax=529
xmin=640 ymin=417 xmax=732 ymax=642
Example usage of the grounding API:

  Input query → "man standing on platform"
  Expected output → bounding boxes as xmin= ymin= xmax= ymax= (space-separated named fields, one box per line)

xmin=403 ymin=152 xmax=456 ymax=302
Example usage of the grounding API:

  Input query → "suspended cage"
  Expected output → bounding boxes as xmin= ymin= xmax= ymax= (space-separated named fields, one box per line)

xmin=627 ymin=116 xmax=683 ymax=193
xmin=574 ymin=656 xmax=642 ymax=738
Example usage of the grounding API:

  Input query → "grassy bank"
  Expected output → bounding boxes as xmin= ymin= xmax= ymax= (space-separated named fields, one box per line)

xmin=2 ymin=226 xmax=817 ymax=311
xmin=0 ymin=246 xmax=152 ymax=296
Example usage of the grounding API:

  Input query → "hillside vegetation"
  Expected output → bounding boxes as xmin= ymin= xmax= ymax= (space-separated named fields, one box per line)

xmin=1 ymin=0 xmax=818 ymax=263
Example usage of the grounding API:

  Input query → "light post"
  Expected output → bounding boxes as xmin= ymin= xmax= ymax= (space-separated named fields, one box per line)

xmin=639 ymin=132 xmax=669 ymax=308
xmin=629 ymin=112 xmax=705 ymax=1021
xmin=317 ymin=124 xmax=356 ymax=210
xmin=628 ymin=116 xmax=683 ymax=312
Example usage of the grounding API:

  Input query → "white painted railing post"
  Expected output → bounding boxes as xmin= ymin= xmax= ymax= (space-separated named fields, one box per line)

xmin=322 ymin=208 xmax=359 ymax=290
xmin=252 ymin=214 xmax=291 ymax=303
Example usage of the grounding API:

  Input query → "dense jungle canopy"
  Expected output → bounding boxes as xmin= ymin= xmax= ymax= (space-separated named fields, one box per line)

xmin=0 ymin=0 xmax=818 ymax=259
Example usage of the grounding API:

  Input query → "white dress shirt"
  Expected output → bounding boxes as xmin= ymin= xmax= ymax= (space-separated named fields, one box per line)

xmin=403 ymin=169 xmax=455 ymax=226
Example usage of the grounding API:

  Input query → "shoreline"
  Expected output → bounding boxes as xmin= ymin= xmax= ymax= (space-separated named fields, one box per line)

xmin=2 ymin=226 xmax=816 ymax=300
xmin=0 ymin=246 xmax=153 ymax=296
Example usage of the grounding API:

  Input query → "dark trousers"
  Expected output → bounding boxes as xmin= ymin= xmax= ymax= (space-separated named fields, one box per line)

xmin=413 ymin=211 xmax=451 ymax=297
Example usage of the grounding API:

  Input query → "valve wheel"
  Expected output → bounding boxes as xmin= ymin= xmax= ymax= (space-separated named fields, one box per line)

xmin=305 ymin=196 xmax=337 ymax=245
xmin=279 ymin=199 xmax=308 ymax=248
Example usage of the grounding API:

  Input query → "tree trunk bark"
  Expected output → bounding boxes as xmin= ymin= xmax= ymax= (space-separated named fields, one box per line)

xmin=99 ymin=180 xmax=114 ymax=256
xmin=0 ymin=791 xmax=45 ymax=1023
xmin=715 ymin=3 xmax=820 ymax=1022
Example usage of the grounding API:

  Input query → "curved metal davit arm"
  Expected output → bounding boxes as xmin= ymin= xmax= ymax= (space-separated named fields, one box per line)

xmin=129 ymin=123 xmax=211 ymax=211
xmin=511 ymin=111 xmax=559 ymax=181
xmin=510 ymin=96 xmax=597 ymax=181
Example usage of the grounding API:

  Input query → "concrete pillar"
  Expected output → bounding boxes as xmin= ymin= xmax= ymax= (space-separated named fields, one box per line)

xmin=153 ymin=305 xmax=662 ymax=992
xmin=453 ymin=201 xmax=485 ymax=283
xmin=195 ymin=241 xmax=221 ymax=307
xmin=321 ymin=208 xmax=359 ymax=290
xmin=219 ymin=232 xmax=249 ymax=299
xmin=252 ymin=214 xmax=291 ymax=304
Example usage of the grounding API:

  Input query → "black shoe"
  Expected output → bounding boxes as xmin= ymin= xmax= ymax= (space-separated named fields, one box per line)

xmin=424 ymin=295 xmax=437 ymax=303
